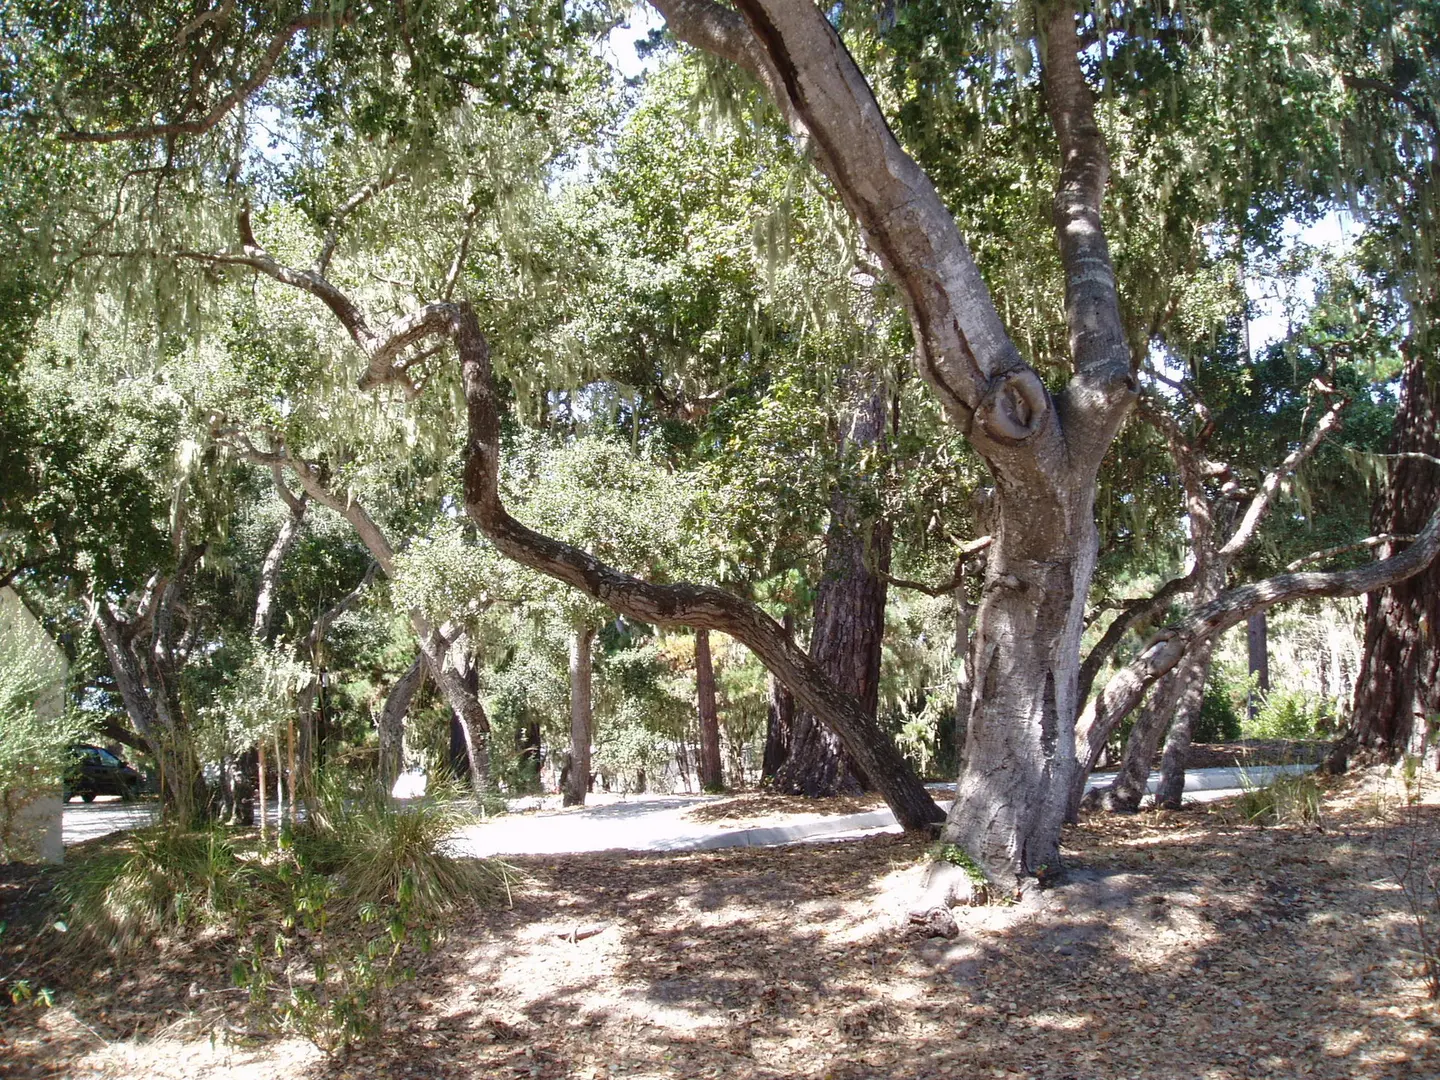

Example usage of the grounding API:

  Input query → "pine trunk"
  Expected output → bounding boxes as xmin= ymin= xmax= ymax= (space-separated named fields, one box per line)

xmin=1348 ymin=353 xmax=1440 ymax=765
xmin=761 ymin=612 xmax=795 ymax=781
xmin=565 ymin=625 xmax=595 ymax=807
xmin=695 ymin=628 xmax=724 ymax=792
xmin=772 ymin=388 xmax=891 ymax=798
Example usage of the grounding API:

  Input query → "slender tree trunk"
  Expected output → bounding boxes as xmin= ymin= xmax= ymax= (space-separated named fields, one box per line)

xmin=257 ymin=744 xmax=268 ymax=842
xmin=773 ymin=387 xmax=891 ymax=798
xmin=253 ymin=472 xmax=307 ymax=640
xmin=565 ymin=625 xmax=595 ymax=807
xmin=1106 ymin=639 xmax=1212 ymax=811
xmin=949 ymin=560 xmax=974 ymax=768
xmin=1154 ymin=637 xmax=1218 ymax=807
xmin=761 ymin=612 xmax=795 ymax=781
xmin=1347 ymin=352 xmax=1440 ymax=766
xmin=1247 ymin=611 xmax=1270 ymax=718
xmin=695 ymin=628 xmax=724 ymax=791
xmin=379 ymin=653 xmax=423 ymax=796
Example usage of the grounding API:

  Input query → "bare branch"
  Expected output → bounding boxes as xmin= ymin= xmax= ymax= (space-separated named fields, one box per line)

xmin=57 ymin=13 xmax=344 ymax=145
xmin=1039 ymin=0 xmax=1129 ymax=381
xmin=1075 ymin=496 xmax=1440 ymax=779
xmin=315 ymin=173 xmax=409 ymax=276
xmin=270 ymin=463 xmax=307 ymax=518
xmin=1285 ymin=533 xmax=1418 ymax=571
xmin=1076 ymin=566 xmax=1198 ymax=706
xmin=883 ymin=536 xmax=993 ymax=596
xmin=1219 ymin=394 xmax=1348 ymax=558
xmin=443 ymin=201 xmax=484 ymax=301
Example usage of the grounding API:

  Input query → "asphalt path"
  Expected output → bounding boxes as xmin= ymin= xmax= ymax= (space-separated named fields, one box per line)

xmin=63 ymin=764 xmax=1317 ymax=853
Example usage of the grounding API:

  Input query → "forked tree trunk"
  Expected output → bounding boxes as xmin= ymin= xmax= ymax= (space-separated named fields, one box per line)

xmin=695 ymin=628 xmax=724 ymax=791
xmin=1348 ymin=352 xmax=1440 ymax=765
xmin=773 ymin=388 xmax=891 ymax=798
xmin=1154 ymin=637 xmax=1218 ymax=807
xmin=1107 ymin=639 xmax=1213 ymax=811
xmin=565 ymin=624 xmax=595 ymax=807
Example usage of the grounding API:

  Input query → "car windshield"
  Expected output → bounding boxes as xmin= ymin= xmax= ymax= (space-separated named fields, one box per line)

xmin=96 ymin=749 xmax=121 ymax=766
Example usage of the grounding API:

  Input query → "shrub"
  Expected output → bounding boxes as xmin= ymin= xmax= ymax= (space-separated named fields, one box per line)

xmin=0 ymin=636 xmax=85 ymax=863
xmin=1194 ymin=669 xmax=1244 ymax=743
xmin=56 ymin=826 xmax=254 ymax=953
xmin=1246 ymin=688 xmax=1332 ymax=740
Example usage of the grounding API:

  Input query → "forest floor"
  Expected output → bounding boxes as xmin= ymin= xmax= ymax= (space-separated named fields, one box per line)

xmin=3 ymin=765 xmax=1438 ymax=1080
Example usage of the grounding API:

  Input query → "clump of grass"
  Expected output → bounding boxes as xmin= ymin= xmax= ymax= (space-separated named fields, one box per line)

xmin=1232 ymin=769 xmax=1324 ymax=827
xmin=292 ymin=772 xmax=516 ymax=918
xmin=56 ymin=825 xmax=255 ymax=953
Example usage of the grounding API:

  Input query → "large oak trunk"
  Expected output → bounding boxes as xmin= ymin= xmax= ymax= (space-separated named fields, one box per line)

xmin=943 ymin=479 xmax=1100 ymax=885
xmin=1348 ymin=353 xmax=1440 ymax=764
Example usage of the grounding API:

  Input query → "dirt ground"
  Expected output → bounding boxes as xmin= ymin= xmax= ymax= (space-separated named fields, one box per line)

xmin=2 ymin=767 xmax=1437 ymax=1080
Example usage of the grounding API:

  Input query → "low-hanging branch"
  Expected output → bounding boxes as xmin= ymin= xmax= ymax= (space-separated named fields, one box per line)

xmin=1285 ymin=533 xmax=1419 ymax=572
xmin=451 ymin=304 xmax=946 ymax=829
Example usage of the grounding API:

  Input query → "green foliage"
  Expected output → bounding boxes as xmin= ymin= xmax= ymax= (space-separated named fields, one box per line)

xmin=0 ymin=613 xmax=84 ymax=862
xmin=1246 ymin=688 xmax=1334 ymax=741
xmin=1196 ymin=668 xmax=1245 ymax=744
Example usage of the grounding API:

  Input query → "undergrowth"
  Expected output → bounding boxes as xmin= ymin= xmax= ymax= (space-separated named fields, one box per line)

xmin=50 ymin=781 xmax=518 ymax=1051
xmin=1231 ymin=769 xmax=1324 ymax=827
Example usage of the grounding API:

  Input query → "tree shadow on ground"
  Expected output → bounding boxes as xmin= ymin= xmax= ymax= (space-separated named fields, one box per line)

xmin=4 ymin=782 xmax=1437 ymax=1080
xmin=298 ymin=791 xmax=1440 ymax=1080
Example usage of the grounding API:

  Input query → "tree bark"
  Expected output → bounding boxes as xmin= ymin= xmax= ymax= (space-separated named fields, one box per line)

xmin=379 ymin=652 xmax=423 ymax=796
xmin=695 ymin=628 xmax=724 ymax=792
xmin=761 ymin=612 xmax=795 ymax=781
xmin=774 ymin=385 xmax=891 ymax=798
xmin=1347 ymin=352 xmax=1440 ymax=765
xmin=1247 ymin=611 xmax=1270 ymax=718
xmin=1106 ymin=639 xmax=1213 ymax=811
xmin=1154 ymin=636 xmax=1217 ymax=807
xmin=565 ymin=624 xmax=595 ymax=807
xmin=952 ymin=559 xmax=974 ymax=759
xmin=253 ymin=468 xmax=307 ymax=640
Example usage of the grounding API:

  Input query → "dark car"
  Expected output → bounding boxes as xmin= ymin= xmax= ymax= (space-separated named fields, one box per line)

xmin=63 ymin=744 xmax=142 ymax=803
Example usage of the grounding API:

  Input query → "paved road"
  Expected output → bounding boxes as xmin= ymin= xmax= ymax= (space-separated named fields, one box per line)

xmin=64 ymin=764 xmax=1317 ymax=854
xmin=449 ymin=764 xmax=1318 ymax=858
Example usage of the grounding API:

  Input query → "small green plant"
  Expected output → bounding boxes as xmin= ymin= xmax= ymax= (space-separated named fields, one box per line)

xmin=933 ymin=842 xmax=988 ymax=887
xmin=1232 ymin=769 xmax=1324 ymax=827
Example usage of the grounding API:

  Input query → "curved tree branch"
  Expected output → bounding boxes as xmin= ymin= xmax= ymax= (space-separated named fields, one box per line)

xmin=1074 ymin=501 xmax=1440 ymax=781
xmin=450 ymin=302 xmax=944 ymax=829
